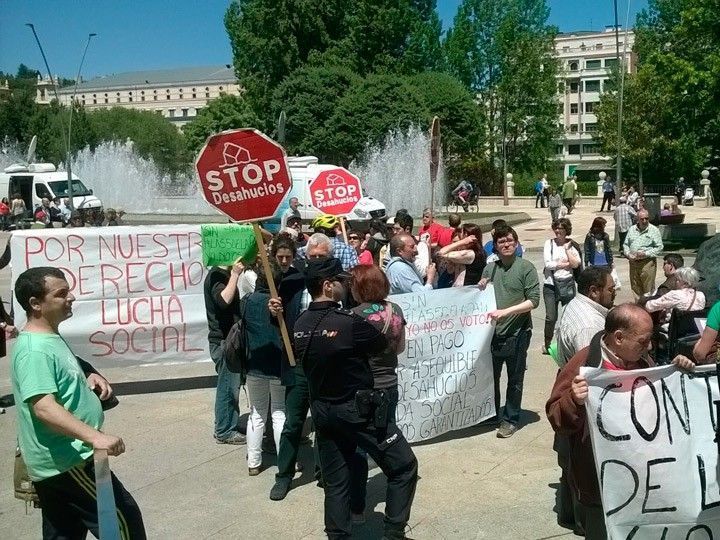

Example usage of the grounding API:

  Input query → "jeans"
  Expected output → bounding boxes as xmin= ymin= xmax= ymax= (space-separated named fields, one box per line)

xmin=276 ymin=366 xmax=311 ymax=480
xmin=543 ymin=284 xmax=572 ymax=350
xmin=210 ymin=341 xmax=242 ymax=440
xmin=312 ymin=399 xmax=418 ymax=539
xmin=600 ymin=191 xmax=614 ymax=211
xmin=491 ymin=327 xmax=532 ymax=425
xmin=246 ymin=375 xmax=286 ymax=468
xmin=535 ymin=192 xmax=545 ymax=208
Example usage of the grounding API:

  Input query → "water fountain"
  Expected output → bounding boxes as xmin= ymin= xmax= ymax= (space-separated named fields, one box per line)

xmin=350 ymin=125 xmax=445 ymax=218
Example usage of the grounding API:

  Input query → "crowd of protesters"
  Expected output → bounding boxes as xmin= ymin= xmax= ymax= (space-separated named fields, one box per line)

xmin=0 ymin=194 xmax=124 ymax=230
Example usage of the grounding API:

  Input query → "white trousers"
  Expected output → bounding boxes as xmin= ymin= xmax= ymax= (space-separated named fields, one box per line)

xmin=245 ymin=375 xmax=286 ymax=468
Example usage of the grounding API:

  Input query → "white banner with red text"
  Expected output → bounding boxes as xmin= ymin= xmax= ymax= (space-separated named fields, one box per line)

xmin=390 ymin=286 xmax=497 ymax=443
xmin=10 ymin=226 xmax=210 ymax=368
xmin=582 ymin=364 xmax=720 ymax=539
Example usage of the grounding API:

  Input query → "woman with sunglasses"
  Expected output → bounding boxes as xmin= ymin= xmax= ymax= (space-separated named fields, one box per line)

xmin=347 ymin=229 xmax=373 ymax=265
xmin=435 ymin=223 xmax=487 ymax=286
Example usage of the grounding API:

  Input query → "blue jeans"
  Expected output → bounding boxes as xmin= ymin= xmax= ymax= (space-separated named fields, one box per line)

xmin=491 ymin=327 xmax=532 ymax=426
xmin=210 ymin=341 xmax=241 ymax=439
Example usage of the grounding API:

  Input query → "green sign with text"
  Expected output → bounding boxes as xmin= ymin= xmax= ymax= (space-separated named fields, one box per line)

xmin=200 ymin=223 xmax=258 ymax=266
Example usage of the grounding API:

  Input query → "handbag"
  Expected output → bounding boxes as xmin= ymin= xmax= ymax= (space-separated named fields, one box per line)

xmin=223 ymin=294 xmax=250 ymax=377
xmin=548 ymin=241 xmax=577 ymax=304
xmin=14 ymin=447 xmax=40 ymax=509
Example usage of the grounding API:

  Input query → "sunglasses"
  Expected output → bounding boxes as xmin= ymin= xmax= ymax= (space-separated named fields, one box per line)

xmin=348 ymin=235 xmax=360 ymax=240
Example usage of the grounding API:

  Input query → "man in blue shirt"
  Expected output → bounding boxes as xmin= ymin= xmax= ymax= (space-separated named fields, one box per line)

xmin=483 ymin=219 xmax=524 ymax=261
xmin=385 ymin=234 xmax=436 ymax=294
xmin=296 ymin=214 xmax=359 ymax=271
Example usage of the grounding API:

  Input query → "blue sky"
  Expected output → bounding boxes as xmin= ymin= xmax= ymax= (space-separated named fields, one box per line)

xmin=0 ymin=0 xmax=647 ymax=79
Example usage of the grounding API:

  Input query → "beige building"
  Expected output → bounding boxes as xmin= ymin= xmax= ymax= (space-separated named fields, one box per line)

xmin=39 ymin=65 xmax=241 ymax=127
xmin=554 ymin=27 xmax=636 ymax=180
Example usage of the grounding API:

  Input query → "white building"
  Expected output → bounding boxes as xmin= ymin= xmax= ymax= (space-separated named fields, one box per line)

xmin=554 ymin=27 xmax=636 ymax=180
xmin=43 ymin=65 xmax=241 ymax=127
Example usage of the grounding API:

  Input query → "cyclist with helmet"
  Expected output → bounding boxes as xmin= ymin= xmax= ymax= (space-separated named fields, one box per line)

xmin=298 ymin=214 xmax=359 ymax=271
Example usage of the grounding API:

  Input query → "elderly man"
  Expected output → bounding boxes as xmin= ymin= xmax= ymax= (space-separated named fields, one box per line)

xmin=552 ymin=266 xmax=615 ymax=533
xmin=385 ymin=234 xmax=436 ymax=294
xmin=418 ymin=208 xmax=444 ymax=246
xmin=612 ymin=196 xmax=636 ymax=256
xmin=478 ymin=224 xmax=540 ymax=438
xmin=297 ymin=215 xmax=358 ymax=271
xmin=623 ymin=209 xmax=664 ymax=298
xmin=280 ymin=196 xmax=301 ymax=229
xmin=546 ymin=304 xmax=694 ymax=539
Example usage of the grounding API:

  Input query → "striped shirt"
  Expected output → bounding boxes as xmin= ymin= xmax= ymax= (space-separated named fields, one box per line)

xmin=555 ymin=293 xmax=609 ymax=367
xmin=613 ymin=203 xmax=636 ymax=233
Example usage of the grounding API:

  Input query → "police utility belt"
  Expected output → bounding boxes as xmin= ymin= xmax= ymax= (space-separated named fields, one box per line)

xmin=302 ymin=306 xmax=389 ymax=430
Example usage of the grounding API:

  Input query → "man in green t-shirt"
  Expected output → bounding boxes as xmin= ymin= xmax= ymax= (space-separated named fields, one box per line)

xmin=11 ymin=267 xmax=145 ymax=539
xmin=478 ymin=225 xmax=541 ymax=438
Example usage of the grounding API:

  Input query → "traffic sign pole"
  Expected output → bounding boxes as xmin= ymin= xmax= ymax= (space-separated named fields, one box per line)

xmin=339 ymin=217 xmax=348 ymax=243
xmin=252 ymin=223 xmax=296 ymax=366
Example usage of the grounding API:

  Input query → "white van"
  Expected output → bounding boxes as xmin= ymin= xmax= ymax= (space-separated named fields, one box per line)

xmin=264 ymin=156 xmax=387 ymax=232
xmin=0 ymin=162 xmax=103 ymax=218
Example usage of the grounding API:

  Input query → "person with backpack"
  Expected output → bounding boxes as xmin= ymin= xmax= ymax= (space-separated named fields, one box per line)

xmin=542 ymin=218 xmax=582 ymax=354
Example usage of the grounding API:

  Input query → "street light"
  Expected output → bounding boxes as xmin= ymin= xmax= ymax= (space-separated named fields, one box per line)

xmin=26 ymin=25 xmax=96 ymax=211
xmin=66 ymin=33 xmax=97 ymax=210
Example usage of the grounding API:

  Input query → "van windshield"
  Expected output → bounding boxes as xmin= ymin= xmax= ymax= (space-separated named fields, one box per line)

xmin=48 ymin=180 xmax=93 ymax=197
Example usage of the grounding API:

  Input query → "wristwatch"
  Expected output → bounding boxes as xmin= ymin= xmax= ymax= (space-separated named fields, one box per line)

xmin=0 ymin=322 xmax=7 ymax=330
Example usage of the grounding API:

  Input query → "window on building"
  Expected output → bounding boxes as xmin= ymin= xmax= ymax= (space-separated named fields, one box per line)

xmin=583 ymin=144 xmax=600 ymax=154
xmin=182 ymin=108 xmax=189 ymax=117
xmin=219 ymin=86 xmax=224 ymax=91
xmin=192 ymin=88 xmax=196 ymax=98
xmin=568 ymin=144 xmax=581 ymax=155
xmin=93 ymin=98 xmax=97 ymax=104
xmin=555 ymin=144 xmax=564 ymax=155
xmin=605 ymin=58 xmax=619 ymax=68
xmin=580 ymin=43 xmax=587 ymax=51
xmin=168 ymin=109 xmax=175 ymax=118
xmin=586 ymin=59 xmax=601 ymax=69
xmin=584 ymin=101 xmax=597 ymax=113
xmin=562 ymin=46 xmax=570 ymax=52
xmin=596 ymin=43 xmax=603 ymax=50
xmin=179 ymin=89 xmax=183 ymax=99
xmin=569 ymin=81 xmax=579 ymax=93
xmin=568 ymin=61 xmax=579 ymax=71
xmin=585 ymin=123 xmax=598 ymax=133
xmin=166 ymin=90 xmax=171 ymax=100
xmin=557 ymin=103 xmax=564 ymax=114
xmin=104 ymin=98 xmax=108 ymax=104
xmin=585 ymin=80 xmax=601 ymax=92
xmin=570 ymin=124 xmax=578 ymax=133
xmin=129 ymin=95 xmax=133 ymax=102
xmin=570 ymin=103 xmax=578 ymax=114
xmin=116 ymin=97 xmax=120 ymax=103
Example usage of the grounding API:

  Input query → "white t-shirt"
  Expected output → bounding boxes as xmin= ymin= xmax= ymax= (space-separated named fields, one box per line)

xmin=543 ymin=239 xmax=579 ymax=285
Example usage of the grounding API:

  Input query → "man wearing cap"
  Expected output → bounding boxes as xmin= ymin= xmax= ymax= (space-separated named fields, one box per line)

xmin=294 ymin=258 xmax=418 ymax=539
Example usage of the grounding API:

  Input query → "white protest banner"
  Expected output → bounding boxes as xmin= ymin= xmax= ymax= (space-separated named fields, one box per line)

xmin=390 ymin=286 xmax=496 ymax=443
xmin=582 ymin=364 xmax=720 ymax=539
xmin=11 ymin=226 xmax=210 ymax=368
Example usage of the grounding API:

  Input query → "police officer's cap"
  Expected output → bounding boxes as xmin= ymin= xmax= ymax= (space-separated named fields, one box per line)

xmin=305 ymin=257 xmax=350 ymax=286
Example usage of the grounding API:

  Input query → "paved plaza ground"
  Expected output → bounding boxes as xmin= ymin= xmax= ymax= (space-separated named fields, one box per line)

xmin=0 ymin=200 xmax=713 ymax=539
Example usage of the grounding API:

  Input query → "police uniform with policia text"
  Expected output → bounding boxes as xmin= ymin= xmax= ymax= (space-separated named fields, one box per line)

xmin=294 ymin=258 xmax=418 ymax=539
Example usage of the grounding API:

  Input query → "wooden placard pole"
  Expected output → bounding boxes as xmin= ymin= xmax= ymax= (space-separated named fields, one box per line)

xmin=339 ymin=216 xmax=349 ymax=243
xmin=429 ymin=116 xmax=440 ymax=217
xmin=252 ymin=223 xmax=296 ymax=366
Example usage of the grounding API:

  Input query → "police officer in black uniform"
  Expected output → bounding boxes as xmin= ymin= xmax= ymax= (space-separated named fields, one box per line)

xmin=294 ymin=257 xmax=418 ymax=539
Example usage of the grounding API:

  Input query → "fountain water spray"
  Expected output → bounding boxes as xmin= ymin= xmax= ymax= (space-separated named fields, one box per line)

xmin=350 ymin=125 xmax=445 ymax=218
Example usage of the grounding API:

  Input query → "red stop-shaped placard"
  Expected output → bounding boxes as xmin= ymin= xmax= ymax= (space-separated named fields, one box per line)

xmin=195 ymin=129 xmax=291 ymax=222
xmin=309 ymin=168 xmax=362 ymax=216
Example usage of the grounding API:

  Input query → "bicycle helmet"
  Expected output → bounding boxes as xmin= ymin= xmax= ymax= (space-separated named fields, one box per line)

xmin=311 ymin=214 xmax=339 ymax=230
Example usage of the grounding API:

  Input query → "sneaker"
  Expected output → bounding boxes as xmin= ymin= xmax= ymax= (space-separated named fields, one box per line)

xmin=215 ymin=432 xmax=246 ymax=445
xmin=352 ymin=512 xmax=366 ymax=524
xmin=269 ymin=477 xmax=292 ymax=501
xmin=496 ymin=421 xmax=518 ymax=438
xmin=248 ymin=466 xmax=261 ymax=476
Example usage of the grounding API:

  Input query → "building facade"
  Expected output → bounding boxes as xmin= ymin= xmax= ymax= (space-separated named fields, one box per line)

xmin=43 ymin=65 xmax=241 ymax=127
xmin=554 ymin=27 xmax=636 ymax=180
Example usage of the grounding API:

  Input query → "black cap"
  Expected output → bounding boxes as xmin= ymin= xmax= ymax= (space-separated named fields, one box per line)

xmin=304 ymin=257 xmax=349 ymax=285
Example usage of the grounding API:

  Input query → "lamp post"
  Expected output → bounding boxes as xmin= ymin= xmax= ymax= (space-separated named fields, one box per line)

xmin=66 ymin=33 xmax=96 ymax=210
xmin=612 ymin=0 xmax=623 ymax=189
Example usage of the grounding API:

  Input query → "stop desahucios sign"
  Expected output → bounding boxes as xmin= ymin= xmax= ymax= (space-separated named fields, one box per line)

xmin=195 ymin=129 xmax=291 ymax=222
xmin=309 ymin=168 xmax=362 ymax=216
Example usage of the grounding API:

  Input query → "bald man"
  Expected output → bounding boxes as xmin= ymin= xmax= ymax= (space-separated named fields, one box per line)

xmin=385 ymin=234 xmax=436 ymax=294
xmin=546 ymin=304 xmax=693 ymax=538
xmin=623 ymin=209 xmax=664 ymax=298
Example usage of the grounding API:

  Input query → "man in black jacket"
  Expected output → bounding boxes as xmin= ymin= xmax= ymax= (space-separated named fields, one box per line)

xmin=295 ymin=258 xmax=418 ymax=539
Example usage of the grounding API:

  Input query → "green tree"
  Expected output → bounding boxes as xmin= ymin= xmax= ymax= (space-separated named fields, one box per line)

xmin=182 ymin=94 xmax=261 ymax=156
xmin=88 ymin=107 xmax=189 ymax=175
xmin=444 ymin=0 xmax=559 ymax=186
xmin=0 ymin=88 xmax=38 ymax=145
xmin=270 ymin=65 xmax=360 ymax=160
xmin=27 ymin=102 xmax=97 ymax=165
xmin=324 ymin=73 xmax=429 ymax=164
xmin=596 ymin=0 xmax=720 ymax=183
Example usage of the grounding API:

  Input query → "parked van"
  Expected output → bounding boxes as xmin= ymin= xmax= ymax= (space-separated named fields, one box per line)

xmin=0 ymin=162 xmax=103 ymax=220
xmin=264 ymin=156 xmax=387 ymax=232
